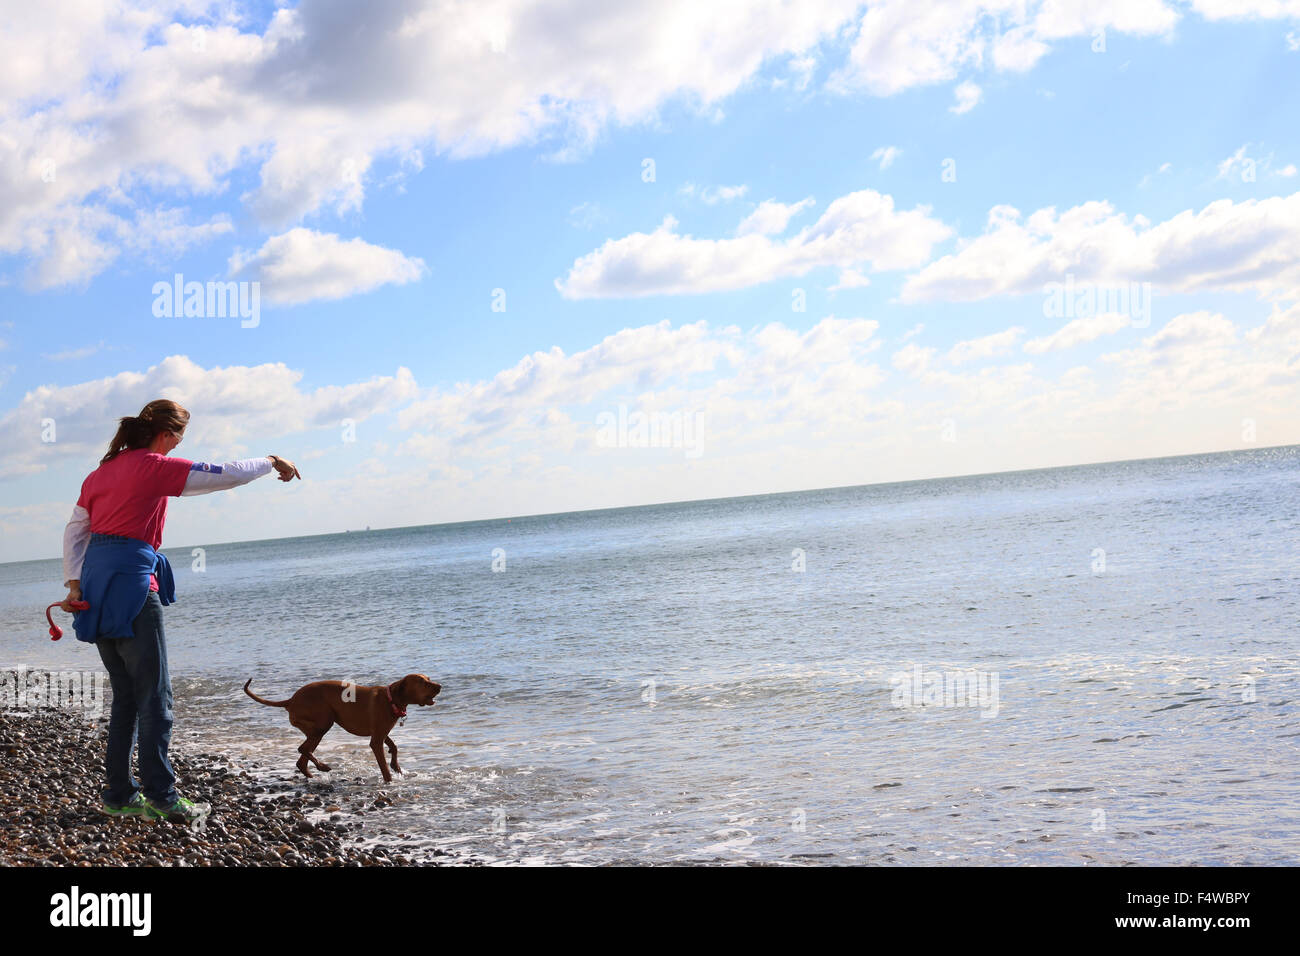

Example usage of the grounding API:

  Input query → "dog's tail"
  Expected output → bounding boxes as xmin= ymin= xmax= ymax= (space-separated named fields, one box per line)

xmin=243 ymin=678 xmax=290 ymax=708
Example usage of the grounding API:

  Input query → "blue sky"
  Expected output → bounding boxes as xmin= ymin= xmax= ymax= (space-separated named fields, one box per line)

xmin=2 ymin=0 xmax=1299 ymax=562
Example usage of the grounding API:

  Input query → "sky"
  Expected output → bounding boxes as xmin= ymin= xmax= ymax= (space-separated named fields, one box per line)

xmin=2 ymin=0 xmax=1299 ymax=563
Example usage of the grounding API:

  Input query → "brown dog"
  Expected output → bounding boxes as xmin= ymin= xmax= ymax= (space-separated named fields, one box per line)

xmin=244 ymin=675 xmax=441 ymax=783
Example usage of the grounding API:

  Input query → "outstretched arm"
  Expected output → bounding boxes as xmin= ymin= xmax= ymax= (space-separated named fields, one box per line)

xmin=180 ymin=455 xmax=301 ymax=495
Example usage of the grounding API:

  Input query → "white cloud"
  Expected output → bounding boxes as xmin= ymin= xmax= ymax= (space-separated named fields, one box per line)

xmin=558 ymin=189 xmax=952 ymax=299
xmin=1139 ymin=161 xmax=1173 ymax=188
xmin=8 ymin=304 xmax=1300 ymax=560
xmin=20 ymin=209 xmax=121 ymax=290
xmin=43 ymin=341 xmax=111 ymax=361
xmin=992 ymin=25 xmax=1051 ymax=72
xmin=902 ymin=193 xmax=1300 ymax=303
xmin=1034 ymin=0 xmax=1180 ymax=37
xmin=1024 ymin=313 xmax=1131 ymax=353
xmin=1247 ymin=298 xmax=1300 ymax=348
xmin=680 ymin=182 xmax=751 ymax=204
xmin=736 ymin=197 xmax=815 ymax=237
xmin=392 ymin=314 xmax=889 ymax=465
xmin=568 ymin=201 xmax=605 ymax=229
xmin=1192 ymin=2 xmax=1300 ymax=23
xmin=830 ymin=268 xmax=872 ymax=290
xmin=829 ymin=0 xmax=1180 ymax=96
xmin=950 ymin=80 xmax=983 ymax=113
xmin=1144 ymin=310 xmax=1238 ymax=352
xmin=5 ymin=0 xmax=1300 ymax=292
xmin=0 ymin=0 xmax=865 ymax=286
xmin=0 ymin=354 xmax=417 ymax=479
xmin=1217 ymin=143 xmax=1256 ymax=180
xmin=704 ymin=185 xmax=748 ymax=204
xmin=871 ymin=145 xmax=901 ymax=170
xmin=7 ymin=202 xmax=231 ymax=291
xmin=783 ymin=54 xmax=818 ymax=90
xmin=946 ymin=326 xmax=1025 ymax=364
xmin=893 ymin=342 xmax=936 ymax=375
xmin=828 ymin=0 xmax=990 ymax=96
xmin=750 ymin=316 xmax=880 ymax=376
xmin=1100 ymin=311 xmax=1240 ymax=374
xmin=0 ymin=0 xmax=172 ymax=110
xmin=396 ymin=319 xmax=738 ymax=442
xmin=1218 ymin=146 xmax=1296 ymax=182
xmin=228 ymin=228 xmax=426 ymax=305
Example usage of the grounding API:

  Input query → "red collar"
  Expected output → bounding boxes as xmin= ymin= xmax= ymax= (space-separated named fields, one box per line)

xmin=386 ymin=684 xmax=407 ymax=719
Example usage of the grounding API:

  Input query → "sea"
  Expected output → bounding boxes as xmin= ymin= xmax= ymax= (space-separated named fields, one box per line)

xmin=2 ymin=445 xmax=1298 ymax=865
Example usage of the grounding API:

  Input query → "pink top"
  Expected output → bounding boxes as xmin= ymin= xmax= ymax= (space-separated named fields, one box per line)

xmin=77 ymin=449 xmax=194 ymax=590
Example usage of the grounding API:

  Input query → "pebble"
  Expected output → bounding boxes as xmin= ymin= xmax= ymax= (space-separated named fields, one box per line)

xmin=0 ymin=708 xmax=450 ymax=867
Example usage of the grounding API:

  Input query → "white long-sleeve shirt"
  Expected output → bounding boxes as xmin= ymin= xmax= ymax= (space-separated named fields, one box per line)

xmin=180 ymin=457 xmax=275 ymax=496
xmin=62 ymin=456 xmax=275 ymax=586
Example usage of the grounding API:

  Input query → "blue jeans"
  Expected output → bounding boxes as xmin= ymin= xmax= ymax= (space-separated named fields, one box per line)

xmin=94 ymin=590 xmax=177 ymax=806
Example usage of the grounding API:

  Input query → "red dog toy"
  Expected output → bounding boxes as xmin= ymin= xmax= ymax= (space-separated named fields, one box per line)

xmin=45 ymin=601 xmax=88 ymax=641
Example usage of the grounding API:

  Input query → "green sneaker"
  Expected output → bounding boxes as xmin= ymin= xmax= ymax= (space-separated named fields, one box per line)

xmin=101 ymin=793 xmax=152 ymax=817
xmin=143 ymin=795 xmax=211 ymax=826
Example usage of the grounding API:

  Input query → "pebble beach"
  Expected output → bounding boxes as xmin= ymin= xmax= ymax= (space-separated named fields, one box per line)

xmin=0 ymin=706 xmax=481 ymax=867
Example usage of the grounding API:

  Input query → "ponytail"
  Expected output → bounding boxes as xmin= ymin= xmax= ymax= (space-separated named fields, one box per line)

xmin=100 ymin=399 xmax=190 ymax=464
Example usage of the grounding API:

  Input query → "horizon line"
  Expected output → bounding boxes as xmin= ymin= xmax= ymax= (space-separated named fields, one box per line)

xmin=5 ymin=440 xmax=1295 ymax=569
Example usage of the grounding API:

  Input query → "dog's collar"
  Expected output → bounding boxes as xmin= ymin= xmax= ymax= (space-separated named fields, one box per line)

xmin=386 ymin=684 xmax=407 ymax=719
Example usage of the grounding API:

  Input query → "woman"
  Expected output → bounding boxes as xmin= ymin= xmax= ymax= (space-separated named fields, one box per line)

xmin=60 ymin=399 xmax=301 ymax=823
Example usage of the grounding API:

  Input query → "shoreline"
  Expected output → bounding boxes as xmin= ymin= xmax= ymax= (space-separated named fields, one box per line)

xmin=0 ymin=706 xmax=481 ymax=867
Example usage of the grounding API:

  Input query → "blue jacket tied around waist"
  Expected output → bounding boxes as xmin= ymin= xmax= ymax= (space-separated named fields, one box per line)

xmin=73 ymin=534 xmax=176 ymax=642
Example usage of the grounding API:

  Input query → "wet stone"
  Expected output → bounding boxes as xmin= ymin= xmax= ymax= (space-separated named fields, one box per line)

xmin=0 ymin=707 xmax=442 ymax=868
